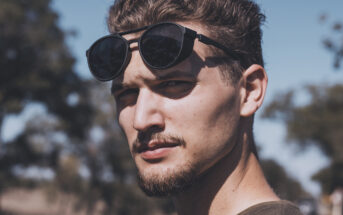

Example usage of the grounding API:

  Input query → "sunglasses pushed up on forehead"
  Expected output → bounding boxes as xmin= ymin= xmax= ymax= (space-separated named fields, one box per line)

xmin=86 ymin=22 xmax=239 ymax=82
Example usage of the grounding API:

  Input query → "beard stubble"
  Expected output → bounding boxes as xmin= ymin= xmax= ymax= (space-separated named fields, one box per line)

xmin=133 ymin=133 xmax=199 ymax=197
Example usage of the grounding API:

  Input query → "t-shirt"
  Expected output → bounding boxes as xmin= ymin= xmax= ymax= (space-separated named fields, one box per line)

xmin=238 ymin=200 xmax=303 ymax=215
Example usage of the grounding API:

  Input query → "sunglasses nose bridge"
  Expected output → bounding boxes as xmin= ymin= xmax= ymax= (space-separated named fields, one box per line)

xmin=127 ymin=38 xmax=140 ymax=51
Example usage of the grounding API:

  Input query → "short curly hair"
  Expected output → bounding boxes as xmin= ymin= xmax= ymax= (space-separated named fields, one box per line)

xmin=107 ymin=0 xmax=265 ymax=82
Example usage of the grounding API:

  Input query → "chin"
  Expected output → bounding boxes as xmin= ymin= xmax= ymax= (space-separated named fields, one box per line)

xmin=136 ymin=161 xmax=198 ymax=197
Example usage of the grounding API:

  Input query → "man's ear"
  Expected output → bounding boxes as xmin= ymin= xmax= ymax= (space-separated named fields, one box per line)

xmin=239 ymin=64 xmax=268 ymax=117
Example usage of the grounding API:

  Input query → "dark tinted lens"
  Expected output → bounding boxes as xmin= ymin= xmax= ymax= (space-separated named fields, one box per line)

xmin=89 ymin=36 xmax=127 ymax=80
xmin=140 ymin=23 xmax=183 ymax=68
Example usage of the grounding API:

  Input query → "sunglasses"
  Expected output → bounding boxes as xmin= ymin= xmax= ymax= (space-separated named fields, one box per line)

xmin=86 ymin=22 xmax=238 ymax=81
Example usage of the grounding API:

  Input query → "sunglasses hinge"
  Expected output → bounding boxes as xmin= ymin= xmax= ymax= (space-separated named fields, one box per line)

xmin=197 ymin=34 xmax=212 ymax=45
xmin=184 ymin=28 xmax=197 ymax=39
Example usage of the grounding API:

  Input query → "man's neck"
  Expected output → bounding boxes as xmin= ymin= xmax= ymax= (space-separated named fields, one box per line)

xmin=172 ymin=134 xmax=279 ymax=215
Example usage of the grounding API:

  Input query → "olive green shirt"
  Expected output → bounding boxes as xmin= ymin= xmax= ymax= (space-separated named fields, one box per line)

xmin=238 ymin=200 xmax=303 ymax=215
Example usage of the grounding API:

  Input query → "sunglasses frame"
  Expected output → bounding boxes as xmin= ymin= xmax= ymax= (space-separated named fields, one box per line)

xmin=86 ymin=22 xmax=239 ymax=81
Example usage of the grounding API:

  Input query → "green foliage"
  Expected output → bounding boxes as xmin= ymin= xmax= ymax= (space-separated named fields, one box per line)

xmin=263 ymin=14 xmax=343 ymax=195
xmin=320 ymin=14 xmax=343 ymax=70
xmin=263 ymin=84 xmax=343 ymax=161
xmin=261 ymin=159 xmax=309 ymax=201
xmin=262 ymin=84 xmax=343 ymax=194
xmin=0 ymin=0 xmax=93 ymax=138
xmin=312 ymin=161 xmax=343 ymax=194
xmin=0 ymin=0 xmax=92 ymax=193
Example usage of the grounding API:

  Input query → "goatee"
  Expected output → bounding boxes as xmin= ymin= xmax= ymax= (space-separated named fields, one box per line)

xmin=137 ymin=163 xmax=197 ymax=197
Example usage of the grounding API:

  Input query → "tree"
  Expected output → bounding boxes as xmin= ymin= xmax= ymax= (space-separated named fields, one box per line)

xmin=0 ymin=0 xmax=93 ymax=135
xmin=261 ymin=15 xmax=343 ymax=195
xmin=0 ymin=0 xmax=93 ymax=197
xmin=262 ymin=15 xmax=343 ymax=194
xmin=320 ymin=14 xmax=343 ymax=70
xmin=262 ymin=84 xmax=343 ymax=194
xmin=261 ymin=159 xmax=309 ymax=201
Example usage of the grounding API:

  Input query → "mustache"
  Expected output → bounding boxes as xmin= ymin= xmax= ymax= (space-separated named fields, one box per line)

xmin=132 ymin=133 xmax=186 ymax=153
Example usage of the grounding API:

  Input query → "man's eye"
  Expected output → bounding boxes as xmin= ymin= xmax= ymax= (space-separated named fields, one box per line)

xmin=159 ymin=80 xmax=191 ymax=88
xmin=160 ymin=80 xmax=181 ymax=87
xmin=156 ymin=80 xmax=195 ymax=98
xmin=115 ymin=89 xmax=139 ymax=102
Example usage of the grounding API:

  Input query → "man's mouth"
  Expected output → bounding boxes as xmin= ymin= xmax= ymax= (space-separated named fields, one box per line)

xmin=137 ymin=140 xmax=180 ymax=161
xmin=139 ymin=140 xmax=180 ymax=152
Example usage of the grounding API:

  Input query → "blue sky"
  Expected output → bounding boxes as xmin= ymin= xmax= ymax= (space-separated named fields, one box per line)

xmin=3 ymin=0 xmax=343 ymax=196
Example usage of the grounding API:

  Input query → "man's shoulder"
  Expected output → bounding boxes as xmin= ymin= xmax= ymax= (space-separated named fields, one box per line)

xmin=238 ymin=200 xmax=303 ymax=215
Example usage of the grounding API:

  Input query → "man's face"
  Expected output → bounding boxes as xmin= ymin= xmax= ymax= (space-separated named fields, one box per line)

xmin=112 ymin=22 xmax=243 ymax=196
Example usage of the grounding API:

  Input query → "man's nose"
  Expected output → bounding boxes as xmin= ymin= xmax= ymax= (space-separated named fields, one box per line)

xmin=133 ymin=88 xmax=165 ymax=132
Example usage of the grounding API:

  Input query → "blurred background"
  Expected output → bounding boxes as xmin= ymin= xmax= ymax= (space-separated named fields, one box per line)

xmin=0 ymin=0 xmax=342 ymax=214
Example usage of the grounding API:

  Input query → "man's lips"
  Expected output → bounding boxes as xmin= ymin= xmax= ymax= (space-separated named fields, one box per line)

xmin=138 ymin=140 xmax=180 ymax=153
xmin=137 ymin=140 xmax=180 ymax=160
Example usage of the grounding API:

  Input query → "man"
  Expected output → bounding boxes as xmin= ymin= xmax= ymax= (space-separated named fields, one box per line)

xmin=86 ymin=0 xmax=303 ymax=214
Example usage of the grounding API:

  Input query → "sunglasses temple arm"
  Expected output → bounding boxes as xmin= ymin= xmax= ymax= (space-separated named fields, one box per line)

xmin=196 ymin=34 xmax=240 ymax=60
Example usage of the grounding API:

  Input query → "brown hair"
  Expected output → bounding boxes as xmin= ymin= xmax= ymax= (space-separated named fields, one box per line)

xmin=107 ymin=0 xmax=265 ymax=82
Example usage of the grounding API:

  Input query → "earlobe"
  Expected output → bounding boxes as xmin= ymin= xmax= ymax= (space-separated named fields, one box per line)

xmin=240 ymin=64 xmax=268 ymax=117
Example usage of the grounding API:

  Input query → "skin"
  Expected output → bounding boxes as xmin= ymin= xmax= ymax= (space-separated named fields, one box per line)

xmin=112 ymin=22 xmax=279 ymax=215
